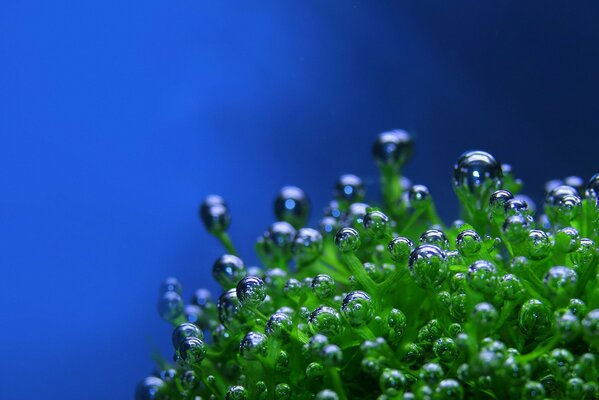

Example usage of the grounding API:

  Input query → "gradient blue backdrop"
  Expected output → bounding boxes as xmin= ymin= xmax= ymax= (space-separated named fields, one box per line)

xmin=2 ymin=1 xmax=599 ymax=399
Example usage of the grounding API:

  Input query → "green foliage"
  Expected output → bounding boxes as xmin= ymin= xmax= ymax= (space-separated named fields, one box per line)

xmin=138 ymin=130 xmax=599 ymax=400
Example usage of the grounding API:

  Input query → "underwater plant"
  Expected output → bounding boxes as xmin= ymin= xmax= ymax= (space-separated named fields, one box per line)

xmin=136 ymin=130 xmax=599 ymax=399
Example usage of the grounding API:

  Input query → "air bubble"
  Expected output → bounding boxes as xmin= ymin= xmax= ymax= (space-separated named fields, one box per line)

xmin=292 ymin=228 xmax=323 ymax=265
xmin=363 ymin=209 xmax=390 ymax=238
xmin=236 ymin=276 xmax=266 ymax=307
xmin=200 ymin=195 xmax=231 ymax=233
xmin=178 ymin=336 xmax=207 ymax=364
xmin=335 ymin=174 xmax=365 ymax=204
xmin=340 ymin=291 xmax=373 ymax=327
xmin=419 ymin=229 xmax=450 ymax=250
xmin=372 ymin=129 xmax=413 ymax=168
xmin=408 ymin=244 xmax=448 ymax=289
xmin=134 ymin=377 xmax=165 ymax=400
xmin=239 ymin=331 xmax=268 ymax=360
xmin=544 ymin=266 xmax=578 ymax=302
xmin=308 ymin=306 xmax=342 ymax=336
xmin=157 ymin=291 xmax=183 ymax=323
xmin=526 ymin=230 xmax=552 ymax=260
xmin=335 ymin=227 xmax=361 ymax=253
xmin=212 ymin=254 xmax=246 ymax=289
xmin=311 ymin=274 xmax=335 ymax=300
xmin=265 ymin=312 xmax=293 ymax=340
xmin=453 ymin=151 xmax=503 ymax=208
xmin=456 ymin=229 xmax=482 ymax=256
xmin=408 ymin=184 xmax=432 ymax=210
xmin=172 ymin=323 xmax=202 ymax=350
xmin=545 ymin=185 xmax=582 ymax=224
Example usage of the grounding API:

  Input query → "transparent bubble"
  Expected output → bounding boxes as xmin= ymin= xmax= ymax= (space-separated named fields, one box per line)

xmin=434 ymin=337 xmax=459 ymax=362
xmin=134 ymin=376 xmax=165 ymax=400
xmin=582 ymin=309 xmax=599 ymax=341
xmin=372 ymin=129 xmax=413 ymax=168
xmin=450 ymin=272 xmax=466 ymax=293
xmin=334 ymin=174 xmax=365 ymax=204
xmin=262 ymin=221 xmax=296 ymax=258
xmin=315 ymin=389 xmax=340 ymax=400
xmin=402 ymin=343 xmax=424 ymax=365
xmin=570 ymin=238 xmax=597 ymax=268
xmin=388 ymin=236 xmax=414 ymax=262
xmin=488 ymin=189 xmax=513 ymax=216
xmin=217 ymin=289 xmax=243 ymax=330
xmin=274 ymin=186 xmax=310 ymax=228
xmin=587 ymin=173 xmax=599 ymax=199
xmin=467 ymin=260 xmax=498 ymax=295
xmin=420 ymin=362 xmax=444 ymax=385
xmin=379 ymin=368 xmax=406 ymax=396
xmin=178 ymin=336 xmax=206 ymax=364
xmin=504 ymin=198 xmax=529 ymax=217
xmin=499 ymin=273 xmax=524 ymax=301
xmin=363 ymin=210 xmax=390 ymax=238
xmin=191 ymin=288 xmax=212 ymax=307
xmin=519 ymin=299 xmax=552 ymax=337
xmin=545 ymin=185 xmax=582 ymax=224
xmin=239 ymin=331 xmax=268 ymax=360
xmin=471 ymin=302 xmax=497 ymax=329
xmin=419 ymin=229 xmax=450 ymax=250
xmin=347 ymin=202 xmax=369 ymax=227
xmin=334 ymin=227 xmax=361 ymax=253
xmin=172 ymin=322 xmax=202 ymax=350
xmin=453 ymin=151 xmax=503 ymax=208
xmin=564 ymin=176 xmax=586 ymax=195
xmin=308 ymin=306 xmax=342 ymax=336
xmin=160 ymin=277 xmax=183 ymax=295
xmin=283 ymin=278 xmax=302 ymax=299
xmin=320 ymin=344 xmax=343 ymax=366
xmin=265 ymin=312 xmax=293 ymax=340
xmin=319 ymin=216 xmax=338 ymax=236
xmin=526 ymin=230 xmax=552 ymax=260
xmin=292 ymin=228 xmax=323 ymax=265
xmin=306 ymin=362 xmax=325 ymax=379
xmin=522 ymin=381 xmax=545 ymax=400
xmin=543 ymin=266 xmax=577 ymax=301
xmin=555 ymin=227 xmax=580 ymax=253
xmin=455 ymin=229 xmax=481 ymax=256
xmin=157 ymin=291 xmax=183 ymax=323
xmin=235 ymin=275 xmax=266 ymax=307
xmin=435 ymin=379 xmax=464 ymax=400
xmin=199 ymin=199 xmax=231 ymax=233
xmin=408 ymin=244 xmax=449 ymax=289
xmin=311 ymin=274 xmax=335 ymax=300
xmin=566 ymin=378 xmax=585 ymax=399
xmin=212 ymin=254 xmax=246 ymax=289
xmin=340 ymin=291 xmax=373 ymax=327
xmin=418 ymin=319 xmax=442 ymax=345
xmin=502 ymin=215 xmax=532 ymax=242
xmin=449 ymin=293 xmax=467 ymax=322
xmin=408 ymin=184 xmax=432 ymax=210
xmin=226 ymin=386 xmax=248 ymax=400
xmin=568 ymin=298 xmax=587 ymax=317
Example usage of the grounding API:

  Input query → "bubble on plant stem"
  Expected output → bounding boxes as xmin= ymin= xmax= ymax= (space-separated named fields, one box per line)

xmin=217 ymin=289 xmax=243 ymax=330
xmin=157 ymin=291 xmax=183 ymax=323
xmin=467 ymin=260 xmax=497 ymax=295
xmin=545 ymin=185 xmax=582 ymax=223
xmin=435 ymin=379 xmax=463 ymax=400
xmin=315 ymin=389 xmax=340 ymax=400
xmin=274 ymin=186 xmax=311 ymax=229
xmin=471 ymin=302 xmax=498 ymax=329
xmin=191 ymin=288 xmax=212 ymax=307
xmin=453 ymin=150 xmax=503 ymax=208
xmin=226 ymin=385 xmax=248 ymax=400
xmin=311 ymin=274 xmax=335 ymax=300
xmin=499 ymin=273 xmax=524 ymax=300
xmin=504 ymin=198 xmax=529 ymax=216
xmin=571 ymin=238 xmax=597 ymax=269
xmin=582 ymin=309 xmax=599 ymax=341
xmin=408 ymin=184 xmax=432 ymax=210
xmin=213 ymin=254 xmax=246 ymax=289
xmin=347 ymin=202 xmax=369 ymax=226
xmin=265 ymin=312 xmax=293 ymax=340
xmin=488 ymin=189 xmax=513 ymax=216
xmin=292 ymin=228 xmax=323 ymax=266
xmin=408 ymin=244 xmax=448 ymax=289
xmin=388 ymin=236 xmax=413 ymax=263
xmin=434 ymin=337 xmax=459 ymax=362
xmin=319 ymin=216 xmax=338 ymax=236
xmin=160 ymin=277 xmax=183 ymax=295
xmin=239 ymin=331 xmax=268 ymax=360
xmin=178 ymin=336 xmax=207 ymax=364
xmin=544 ymin=266 xmax=578 ymax=301
xmin=519 ymin=299 xmax=552 ymax=337
xmin=587 ymin=173 xmax=599 ymax=198
xmin=456 ymin=229 xmax=481 ymax=256
xmin=262 ymin=221 xmax=296 ymax=257
xmin=526 ymin=229 xmax=552 ymax=260
xmin=340 ymin=291 xmax=373 ymax=327
xmin=372 ymin=129 xmax=413 ymax=168
xmin=172 ymin=322 xmax=202 ymax=349
xmin=502 ymin=214 xmax=532 ymax=242
xmin=135 ymin=376 xmax=165 ymax=400
xmin=334 ymin=227 xmax=361 ymax=253
xmin=308 ymin=306 xmax=342 ymax=336
xmin=554 ymin=227 xmax=580 ymax=253
xmin=236 ymin=276 xmax=266 ymax=307
xmin=420 ymin=362 xmax=444 ymax=385
xmin=379 ymin=368 xmax=407 ymax=396
xmin=419 ymin=229 xmax=450 ymax=250
xmin=334 ymin=174 xmax=365 ymax=204
xmin=363 ymin=209 xmax=390 ymax=238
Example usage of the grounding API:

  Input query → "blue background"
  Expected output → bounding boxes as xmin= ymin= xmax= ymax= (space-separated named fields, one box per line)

xmin=1 ymin=1 xmax=599 ymax=399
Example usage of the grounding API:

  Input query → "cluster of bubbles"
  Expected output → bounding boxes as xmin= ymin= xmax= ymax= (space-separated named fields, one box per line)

xmin=137 ymin=129 xmax=599 ymax=400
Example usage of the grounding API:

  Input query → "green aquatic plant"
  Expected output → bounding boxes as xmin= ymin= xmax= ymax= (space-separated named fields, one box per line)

xmin=136 ymin=130 xmax=599 ymax=399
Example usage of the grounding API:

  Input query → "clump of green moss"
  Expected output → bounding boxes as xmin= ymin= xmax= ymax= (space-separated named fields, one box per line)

xmin=137 ymin=130 xmax=599 ymax=400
